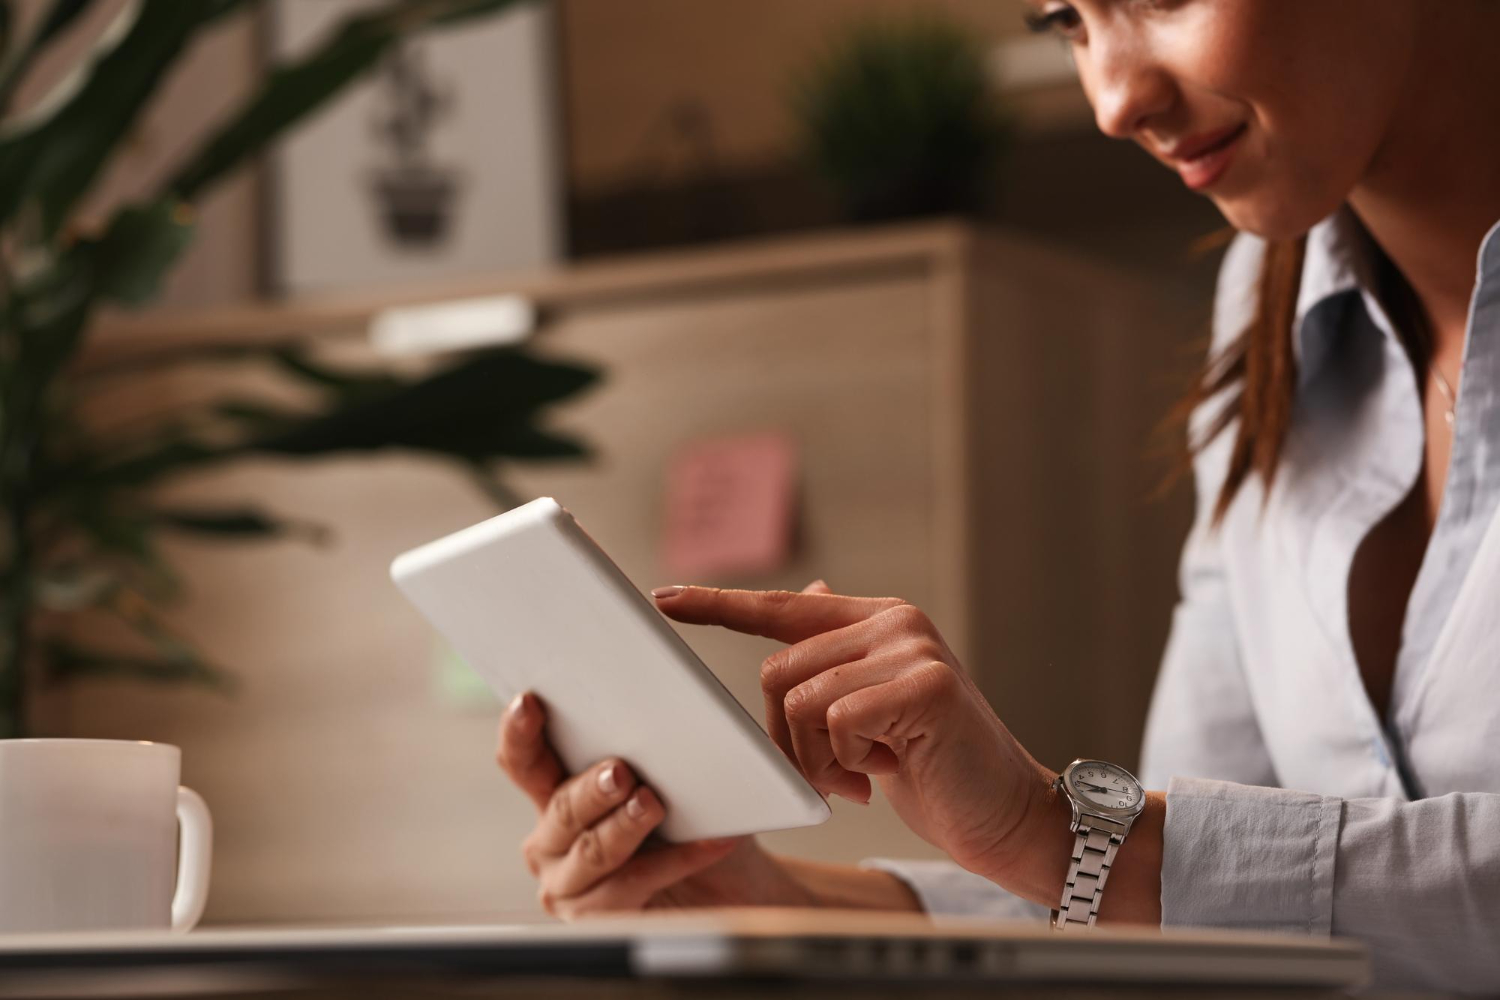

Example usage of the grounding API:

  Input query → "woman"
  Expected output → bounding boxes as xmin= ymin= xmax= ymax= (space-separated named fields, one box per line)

xmin=495 ymin=1 xmax=1500 ymax=991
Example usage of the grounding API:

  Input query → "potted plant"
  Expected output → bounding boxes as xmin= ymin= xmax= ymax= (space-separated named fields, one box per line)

xmin=368 ymin=40 xmax=464 ymax=246
xmin=791 ymin=15 xmax=1011 ymax=223
xmin=0 ymin=0 xmax=596 ymax=737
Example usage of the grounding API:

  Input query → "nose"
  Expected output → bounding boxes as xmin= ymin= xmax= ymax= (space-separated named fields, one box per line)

xmin=1083 ymin=34 xmax=1175 ymax=140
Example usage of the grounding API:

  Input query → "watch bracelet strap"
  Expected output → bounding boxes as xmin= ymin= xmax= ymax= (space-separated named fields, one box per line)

xmin=1050 ymin=821 xmax=1125 ymax=930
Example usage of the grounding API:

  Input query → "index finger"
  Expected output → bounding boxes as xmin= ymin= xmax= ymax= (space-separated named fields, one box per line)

xmin=652 ymin=586 xmax=902 ymax=644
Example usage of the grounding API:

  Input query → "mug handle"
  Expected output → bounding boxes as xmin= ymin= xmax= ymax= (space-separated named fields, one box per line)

xmin=171 ymin=786 xmax=213 ymax=932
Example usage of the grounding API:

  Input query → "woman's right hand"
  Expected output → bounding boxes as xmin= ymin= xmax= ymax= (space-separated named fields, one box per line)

xmin=496 ymin=691 xmax=816 ymax=917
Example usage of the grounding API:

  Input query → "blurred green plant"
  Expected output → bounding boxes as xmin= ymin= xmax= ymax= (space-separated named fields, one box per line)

xmin=0 ymin=0 xmax=597 ymax=737
xmin=791 ymin=16 xmax=1011 ymax=223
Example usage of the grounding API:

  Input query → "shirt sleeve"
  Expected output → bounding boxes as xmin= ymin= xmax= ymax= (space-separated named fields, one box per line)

xmin=1163 ymin=776 xmax=1500 ymax=993
xmin=858 ymin=858 xmax=1047 ymax=921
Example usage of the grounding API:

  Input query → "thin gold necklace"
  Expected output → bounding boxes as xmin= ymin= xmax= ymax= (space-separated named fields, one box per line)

xmin=1431 ymin=365 xmax=1459 ymax=428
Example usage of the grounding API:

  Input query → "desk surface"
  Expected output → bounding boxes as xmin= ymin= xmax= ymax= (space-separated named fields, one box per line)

xmin=0 ymin=909 xmax=1368 ymax=1000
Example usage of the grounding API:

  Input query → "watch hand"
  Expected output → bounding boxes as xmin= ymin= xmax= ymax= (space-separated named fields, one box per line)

xmin=1078 ymin=782 xmax=1119 ymax=794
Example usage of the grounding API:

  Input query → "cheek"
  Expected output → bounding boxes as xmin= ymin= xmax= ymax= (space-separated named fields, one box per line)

xmin=1169 ymin=0 xmax=1408 ymax=238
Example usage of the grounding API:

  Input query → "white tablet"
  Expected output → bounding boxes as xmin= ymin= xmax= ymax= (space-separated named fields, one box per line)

xmin=390 ymin=497 xmax=830 ymax=841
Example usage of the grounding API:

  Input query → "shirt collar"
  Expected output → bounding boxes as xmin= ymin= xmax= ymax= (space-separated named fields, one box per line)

xmin=1292 ymin=207 xmax=1377 ymax=384
xmin=1292 ymin=208 xmax=1500 ymax=384
xmin=1478 ymin=217 xmax=1500 ymax=296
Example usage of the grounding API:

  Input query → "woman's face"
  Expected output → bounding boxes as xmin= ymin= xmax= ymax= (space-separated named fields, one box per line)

xmin=1027 ymin=0 xmax=1421 ymax=240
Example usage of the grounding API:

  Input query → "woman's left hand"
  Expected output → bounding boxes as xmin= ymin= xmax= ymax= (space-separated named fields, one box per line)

xmin=653 ymin=584 xmax=1058 ymax=887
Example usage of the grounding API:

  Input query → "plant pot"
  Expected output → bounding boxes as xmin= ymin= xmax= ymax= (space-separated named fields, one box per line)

xmin=368 ymin=165 xmax=463 ymax=247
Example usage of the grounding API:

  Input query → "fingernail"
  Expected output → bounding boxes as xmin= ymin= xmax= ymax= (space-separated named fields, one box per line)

xmin=507 ymin=692 xmax=529 ymax=720
xmin=651 ymin=585 xmax=685 ymax=599
xmin=626 ymin=791 xmax=646 ymax=819
xmin=598 ymin=763 xmax=620 ymax=795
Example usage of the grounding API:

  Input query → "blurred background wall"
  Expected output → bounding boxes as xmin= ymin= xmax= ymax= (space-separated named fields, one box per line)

xmin=558 ymin=0 xmax=1222 ymax=282
xmin=51 ymin=0 xmax=1224 ymax=312
xmin=23 ymin=0 xmax=1231 ymax=926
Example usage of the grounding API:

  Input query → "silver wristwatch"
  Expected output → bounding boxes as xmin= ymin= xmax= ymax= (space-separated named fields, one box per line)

xmin=1050 ymin=758 xmax=1146 ymax=930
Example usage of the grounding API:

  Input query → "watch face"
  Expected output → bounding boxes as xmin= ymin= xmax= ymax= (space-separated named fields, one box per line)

xmin=1068 ymin=761 xmax=1142 ymax=812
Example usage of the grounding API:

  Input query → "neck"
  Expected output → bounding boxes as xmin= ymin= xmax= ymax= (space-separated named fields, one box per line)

xmin=1347 ymin=2 xmax=1500 ymax=362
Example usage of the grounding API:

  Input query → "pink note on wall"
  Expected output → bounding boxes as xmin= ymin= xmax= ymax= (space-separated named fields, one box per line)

xmin=662 ymin=430 xmax=799 ymax=581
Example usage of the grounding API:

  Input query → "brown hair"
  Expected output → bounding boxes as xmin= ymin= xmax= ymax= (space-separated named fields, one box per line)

xmin=1176 ymin=236 xmax=1307 ymax=523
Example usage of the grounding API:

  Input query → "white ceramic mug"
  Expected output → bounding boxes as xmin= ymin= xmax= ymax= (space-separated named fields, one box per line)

xmin=0 ymin=739 xmax=212 ymax=933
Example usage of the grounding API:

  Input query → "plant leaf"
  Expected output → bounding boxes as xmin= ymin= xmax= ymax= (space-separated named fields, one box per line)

xmin=38 ymin=349 xmax=597 ymax=498
xmin=89 ymin=199 xmax=196 ymax=306
xmin=33 ymin=563 xmax=121 ymax=612
xmin=7 ymin=243 xmax=94 ymax=393
xmin=0 ymin=1 xmax=212 ymax=237
xmin=245 ymin=349 xmax=600 ymax=461
xmin=151 ymin=505 xmax=330 ymax=545
xmin=40 ymin=434 xmax=231 ymax=497
xmin=0 ymin=4 xmax=14 ymax=72
xmin=53 ymin=497 xmax=182 ymax=598
xmin=43 ymin=638 xmax=234 ymax=692
xmin=104 ymin=590 xmax=238 ymax=692
xmin=464 ymin=462 xmax=523 ymax=509
xmin=266 ymin=344 xmax=402 ymax=399
xmin=0 ymin=0 xmax=96 ymax=113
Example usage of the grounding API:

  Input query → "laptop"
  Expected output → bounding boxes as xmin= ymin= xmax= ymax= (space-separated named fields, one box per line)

xmin=0 ymin=908 xmax=1368 ymax=996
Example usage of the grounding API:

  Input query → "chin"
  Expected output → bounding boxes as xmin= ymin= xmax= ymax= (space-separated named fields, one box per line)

xmin=1209 ymin=161 xmax=1354 ymax=243
xmin=1212 ymin=192 xmax=1331 ymax=243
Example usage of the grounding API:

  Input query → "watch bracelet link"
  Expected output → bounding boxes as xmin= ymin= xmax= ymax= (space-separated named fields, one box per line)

xmin=1050 ymin=819 xmax=1126 ymax=930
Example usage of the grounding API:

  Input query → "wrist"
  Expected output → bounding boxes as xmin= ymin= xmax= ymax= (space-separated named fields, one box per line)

xmin=987 ymin=778 xmax=1165 ymax=925
xmin=1094 ymin=791 xmax=1164 ymax=924
xmin=983 ymin=769 xmax=1076 ymax=908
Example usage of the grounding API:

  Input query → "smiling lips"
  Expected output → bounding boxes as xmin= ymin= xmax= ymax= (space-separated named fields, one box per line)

xmin=1164 ymin=123 xmax=1248 ymax=191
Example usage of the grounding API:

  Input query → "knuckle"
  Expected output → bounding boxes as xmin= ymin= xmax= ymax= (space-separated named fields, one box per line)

xmin=913 ymin=659 xmax=958 ymax=696
xmin=824 ymin=696 xmax=855 ymax=732
xmin=760 ymin=649 xmax=793 ymax=691
xmin=760 ymin=589 xmax=795 ymax=613
xmin=875 ymin=602 xmax=914 ymax=629
xmin=904 ymin=635 xmax=944 ymax=662
xmin=520 ymin=838 xmax=542 ymax=876
xmin=890 ymin=602 xmax=933 ymax=633
xmin=547 ymin=787 xmax=579 ymax=833
xmin=782 ymin=684 xmax=819 ymax=724
xmin=575 ymin=828 xmax=605 ymax=869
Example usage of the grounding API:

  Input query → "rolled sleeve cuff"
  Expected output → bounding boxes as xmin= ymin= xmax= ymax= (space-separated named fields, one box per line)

xmin=860 ymin=858 xmax=1047 ymax=921
xmin=1162 ymin=777 xmax=1342 ymax=936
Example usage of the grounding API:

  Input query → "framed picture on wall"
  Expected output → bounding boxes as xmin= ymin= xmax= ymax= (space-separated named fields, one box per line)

xmin=266 ymin=0 xmax=564 ymax=295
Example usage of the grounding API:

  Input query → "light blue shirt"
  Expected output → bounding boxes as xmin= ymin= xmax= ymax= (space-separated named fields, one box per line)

xmin=870 ymin=209 xmax=1500 ymax=994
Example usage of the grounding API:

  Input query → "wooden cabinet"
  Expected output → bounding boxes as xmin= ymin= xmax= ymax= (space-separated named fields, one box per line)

xmin=62 ymin=222 xmax=1194 ymax=923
